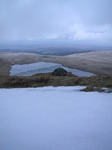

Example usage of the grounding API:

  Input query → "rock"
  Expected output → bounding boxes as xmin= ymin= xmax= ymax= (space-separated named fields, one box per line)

xmin=104 ymin=88 xmax=112 ymax=93
xmin=81 ymin=86 xmax=105 ymax=92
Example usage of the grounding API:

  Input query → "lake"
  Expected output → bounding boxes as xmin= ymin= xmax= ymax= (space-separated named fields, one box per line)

xmin=10 ymin=61 xmax=94 ymax=77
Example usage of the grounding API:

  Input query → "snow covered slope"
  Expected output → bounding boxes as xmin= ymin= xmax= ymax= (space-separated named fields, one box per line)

xmin=0 ymin=86 xmax=112 ymax=150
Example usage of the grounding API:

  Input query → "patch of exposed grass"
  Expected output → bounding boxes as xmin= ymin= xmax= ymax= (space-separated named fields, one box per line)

xmin=80 ymin=86 xmax=105 ymax=92
xmin=0 ymin=73 xmax=112 ymax=93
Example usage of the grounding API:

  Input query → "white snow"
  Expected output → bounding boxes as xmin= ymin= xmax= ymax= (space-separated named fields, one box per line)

xmin=10 ymin=61 xmax=94 ymax=77
xmin=0 ymin=86 xmax=112 ymax=150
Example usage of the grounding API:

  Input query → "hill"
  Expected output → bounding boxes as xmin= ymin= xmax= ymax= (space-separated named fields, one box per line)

xmin=0 ymin=51 xmax=112 ymax=76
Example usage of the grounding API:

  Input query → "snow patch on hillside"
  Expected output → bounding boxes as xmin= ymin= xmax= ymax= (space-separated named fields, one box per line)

xmin=0 ymin=86 xmax=112 ymax=150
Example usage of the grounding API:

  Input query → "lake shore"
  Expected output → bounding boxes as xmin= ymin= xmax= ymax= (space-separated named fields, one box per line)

xmin=0 ymin=51 xmax=112 ymax=76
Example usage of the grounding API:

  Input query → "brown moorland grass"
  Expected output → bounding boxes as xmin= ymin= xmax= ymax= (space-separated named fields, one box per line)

xmin=0 ymin=73 xmax=112 ymax=92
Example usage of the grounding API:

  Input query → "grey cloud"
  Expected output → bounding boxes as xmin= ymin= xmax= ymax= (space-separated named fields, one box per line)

xmin=0 ymin=0 xmax=112 ymax=44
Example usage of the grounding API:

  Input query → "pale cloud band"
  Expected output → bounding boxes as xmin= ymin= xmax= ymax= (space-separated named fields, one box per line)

xmin=0 ymin=0 xmax=112 ymax=45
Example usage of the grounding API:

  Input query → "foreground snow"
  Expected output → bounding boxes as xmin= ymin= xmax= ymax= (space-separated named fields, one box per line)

xmin=0 ymin=86 xmax=112 ymax=150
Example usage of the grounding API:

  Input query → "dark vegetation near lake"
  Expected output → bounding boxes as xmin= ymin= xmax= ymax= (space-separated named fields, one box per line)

xmin=0 ymin=73 xmax=112 ymax=92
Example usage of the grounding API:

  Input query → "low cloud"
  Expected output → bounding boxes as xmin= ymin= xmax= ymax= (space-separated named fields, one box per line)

xmin=0 ymin=0 xmax=112 ymax=45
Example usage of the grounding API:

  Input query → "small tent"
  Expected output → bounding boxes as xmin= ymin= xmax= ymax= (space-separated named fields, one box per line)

xmin=52 ymin=68 xmax=67 ymax=76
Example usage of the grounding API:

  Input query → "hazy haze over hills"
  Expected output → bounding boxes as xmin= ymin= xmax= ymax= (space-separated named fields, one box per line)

xmin=0 ymin=40 xmax=112 ymax=56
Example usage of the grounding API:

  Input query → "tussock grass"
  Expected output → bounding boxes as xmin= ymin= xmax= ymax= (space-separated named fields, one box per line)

xmin=0 ymin=73 xmax=112 ymax=92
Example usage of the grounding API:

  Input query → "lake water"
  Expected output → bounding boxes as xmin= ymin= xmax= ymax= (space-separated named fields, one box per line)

xmin=10 ymin=62 xmax=94 ymax=77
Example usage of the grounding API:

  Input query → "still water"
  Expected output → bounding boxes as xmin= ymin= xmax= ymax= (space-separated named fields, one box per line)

xmin=10 ymin=62 xmax=94 ymax=77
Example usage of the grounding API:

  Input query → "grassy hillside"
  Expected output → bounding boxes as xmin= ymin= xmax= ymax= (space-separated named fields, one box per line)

xmin=0 ymin=51 xmax=112 ymax=76
xmin=0 ymin=73 xmax=112 ymax=92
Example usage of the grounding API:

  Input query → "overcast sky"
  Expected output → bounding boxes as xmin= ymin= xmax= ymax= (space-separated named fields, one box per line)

xmin=0 ymin=0 xmax=112 ymax=45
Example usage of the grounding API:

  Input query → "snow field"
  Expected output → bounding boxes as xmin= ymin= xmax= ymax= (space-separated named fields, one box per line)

xmin=0 ymin=86 xmax=112 ymax=150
